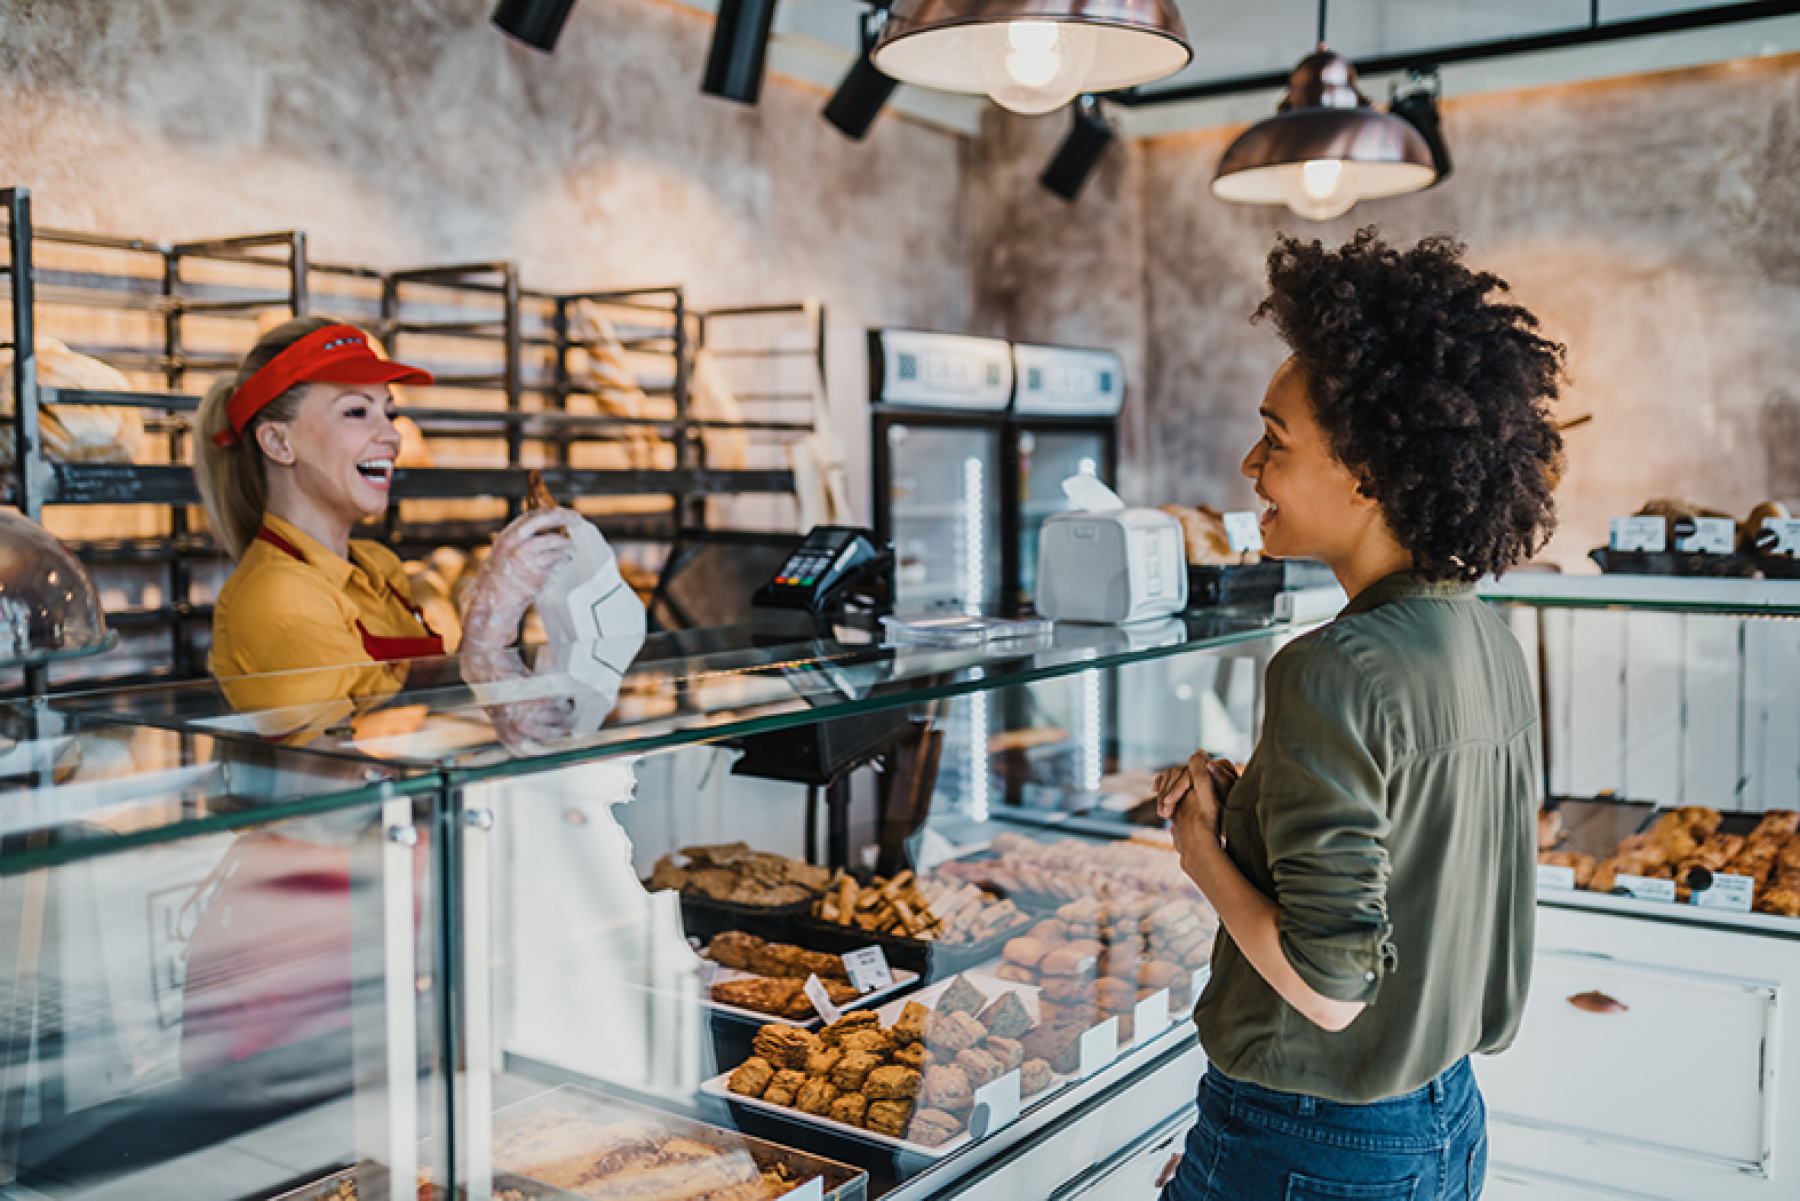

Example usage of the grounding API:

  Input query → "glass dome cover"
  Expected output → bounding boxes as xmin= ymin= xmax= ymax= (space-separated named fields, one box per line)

xmin=0 ymin=510 xmax=115 ymax=666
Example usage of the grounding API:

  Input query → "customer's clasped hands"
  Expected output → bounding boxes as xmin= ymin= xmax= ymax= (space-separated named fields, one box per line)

xmin=1154 ymin=750 xmax=1239 ymax=856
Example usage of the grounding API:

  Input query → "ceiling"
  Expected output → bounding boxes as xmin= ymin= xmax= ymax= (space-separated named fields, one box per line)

xmin=665 ymin=0 xmax=1800 ymax=135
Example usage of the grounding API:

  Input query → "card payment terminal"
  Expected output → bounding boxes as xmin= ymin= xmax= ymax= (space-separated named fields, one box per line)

xmin=752 ymin=526 xmax=891 ymax=615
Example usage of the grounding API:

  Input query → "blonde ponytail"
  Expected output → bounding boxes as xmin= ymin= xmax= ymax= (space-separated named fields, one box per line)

xmin=192 ymin=315 xmax=343 ymax=559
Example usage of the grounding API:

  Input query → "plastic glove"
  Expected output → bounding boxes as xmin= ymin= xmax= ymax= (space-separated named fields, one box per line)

xmin=458 ymin=508 xmax=576 ymax=651
xmin=460 ymin=646 xmax=576 ymax=753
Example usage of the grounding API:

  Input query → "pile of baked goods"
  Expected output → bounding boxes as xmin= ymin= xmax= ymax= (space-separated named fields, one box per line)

xmin=993 ymin=894 xmax=1213 ymax=1048
xmin=647 ymin=843 xmax=833 ymax=908
xmin=1538 ymin=805 xmax=1800 ymax=916
xmin=705 ymin=932 xmax=862 ymax=1019
xmin=493 ymin=1105 xmax=825 ymax=1200
xmin=725 ymin=975 xmax=1055 ymax=1149
xmin=811 ymin=869 xmax=1029 ymax=944
xmin=935 ymin=832 xmax=1201 ymax=903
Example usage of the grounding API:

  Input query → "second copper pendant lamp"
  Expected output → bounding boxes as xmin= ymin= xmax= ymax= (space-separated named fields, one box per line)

xmin=1212 ymin=1 xmax=1445 ymax=220
xmin=871 ymin=0 xmax=1193 ymax=115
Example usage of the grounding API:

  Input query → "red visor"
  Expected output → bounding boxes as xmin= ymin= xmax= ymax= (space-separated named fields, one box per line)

xmin=213 ymin=324 xmax=434 ymax=448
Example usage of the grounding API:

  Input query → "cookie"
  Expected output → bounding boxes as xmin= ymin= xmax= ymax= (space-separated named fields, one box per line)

xmin=752 ymin=1025 xmax=818 ymax=1070
xmin=796 ymin=1076 xmax=840 ymax=1116
xmin=926 ymin=1009 xmax=987 ymax=1054
xmin=831 ymin=1050 xmax=883 ymax=1092
xmin=921 ymin=1064 xmax=974 ymax=1112
xmin=829 ymin=1091 xmax=869 ymax=1127
xmin=892 ymin=1001 xmax=929 ymax=1046
xmin=908 ymin=1108 xmax=964 ymax=1148
xmin=867 ymin=1099 xmax=916 ymax=1138
xmin=983 ymin=1035 xmax=1024 ymax=1073
xmin=893 ymin=1041 xmax=927 ymax=1071
xmin=954 ymin=1047 xmax=1004 ymax=1089
xmin=839 ymin=1027 xmax=894 ymax=1057
xmin=764 ymin=1068 xmax=807 ymax=1107
xmin=727 ymin=1055 xmax=774 ymax=1097
xmin=977 ymin=991 xmax=1035 ymax=1040
xmin=865 ymin=1065 xmax=923 ymax=1101
xmin=938 ymin=975 xmax=989 ymax=1017
xmin=1020 ymin=1058 xmax=1054 ymax=1096
xmin=1094 ymin=976 xmax=1137 ymax=1014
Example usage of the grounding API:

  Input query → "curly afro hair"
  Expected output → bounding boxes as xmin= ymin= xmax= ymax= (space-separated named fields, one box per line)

xmin=1254 ymin=229 xmax=1565 ymax=582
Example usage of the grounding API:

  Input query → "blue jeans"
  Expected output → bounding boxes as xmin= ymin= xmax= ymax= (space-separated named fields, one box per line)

xmin=1160 ymin=1058 xmax=1488 ymax=1201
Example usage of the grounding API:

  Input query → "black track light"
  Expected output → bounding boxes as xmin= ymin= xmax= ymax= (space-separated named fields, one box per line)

xmin=702 ymin=0 xmax=781 ymax=104
xmin=825 ymin=9 xmax=898 ymax=140
xmin=492 ymin=0 xmax=577 ymax=52
xmin=1389 ymin=71 xmax=1453 ymax=186
xmin=1040 ymin=95 xmax=1115 ymax=202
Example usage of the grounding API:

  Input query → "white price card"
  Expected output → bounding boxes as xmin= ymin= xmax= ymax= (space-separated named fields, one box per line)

xmin=803 ymin=974 xmax=843 ymax=1026
xmin=968 ymin=1070 xmax=1022 ymax=1140
xmin=782 ymin=1177 xmax=824 ymax=1201
xmin=841 ymin=946 xmax=894 ymax=995
xmin=1134 ymin=989 xmax=1171 ymax=1046
xmin=1763 ymin=517 xmax=1800 ymax=556
xmin=1692 ymin=872 xmax=1756 ymax=912
xmin=1615 ymin=874 xmax=1677 ymax=903
xmin=1675 ymin=517 xmax=1735 ymax=555
xmin=1537 ymin=863 xmax=1577 ymax=890
xmin=1078 ymin=1017 xmax=1119 ymax=1078
xmin=699 ymin=960 xmax=722 ymax=988
xmin=1222 ymin=511 xmax=1264 ymax=554
xmin=1610 ymin=515 xmax=1667 ymax=553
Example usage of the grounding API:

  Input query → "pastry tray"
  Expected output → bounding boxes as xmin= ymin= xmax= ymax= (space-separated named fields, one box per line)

xmin=1588 ymin=547 xmax=1757 ymax=578
xmin=492 ymin=1084 xmax=868 ymax=1201
xmin=702 ymin=961 xmax=921 ymax=1027
xmin=790 ymin=911 xmax=1029 ymax=980
xmin=702 ymin=972 xmax=1059 ymax=1160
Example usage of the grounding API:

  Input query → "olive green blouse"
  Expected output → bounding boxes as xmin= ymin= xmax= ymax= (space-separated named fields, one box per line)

xmin=1194 ymin=572 xmax=1539 ymax=1103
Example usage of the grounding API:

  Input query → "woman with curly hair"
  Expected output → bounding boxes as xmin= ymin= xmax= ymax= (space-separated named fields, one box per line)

xmin=1155 ymin=230 xmax=1564 ymax=1201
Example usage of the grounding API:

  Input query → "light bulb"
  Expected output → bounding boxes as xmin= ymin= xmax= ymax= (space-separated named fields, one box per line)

xmin=970 ymin=20 xmax=1097 ymax=115
xmin=1281 ymin=158 xmax=1359 ymax=220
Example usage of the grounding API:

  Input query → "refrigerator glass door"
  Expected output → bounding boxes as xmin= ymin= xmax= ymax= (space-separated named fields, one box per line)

xmin=886 ymin=422 xmax=1003 ymax=609
xmin=1017 ymin=428 xmax=1111 ymax=605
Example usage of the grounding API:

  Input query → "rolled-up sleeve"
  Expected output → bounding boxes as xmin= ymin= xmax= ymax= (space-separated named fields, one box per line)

xmin=1259 ymin=641 xmax=1398 ymax=1004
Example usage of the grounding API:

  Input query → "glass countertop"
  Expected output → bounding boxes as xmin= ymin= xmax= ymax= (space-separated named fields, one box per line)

xmin=0 ymin=702 xmax=423 ymax=872
xmin=53 ymin=609 xmax=1292 ymax=784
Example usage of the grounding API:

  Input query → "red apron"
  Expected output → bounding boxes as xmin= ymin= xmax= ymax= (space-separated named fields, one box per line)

xmin=180 ymin=525 xmax=437 ymax=1075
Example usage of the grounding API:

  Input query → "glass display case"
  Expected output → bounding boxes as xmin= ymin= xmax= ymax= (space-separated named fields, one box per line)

xmin=18 ymin=607 xmax=1299 ymax=1201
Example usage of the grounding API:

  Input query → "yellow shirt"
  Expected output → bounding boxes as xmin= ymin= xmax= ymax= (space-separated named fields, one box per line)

xmin=211 ymin=513 xmax=440 ymax=715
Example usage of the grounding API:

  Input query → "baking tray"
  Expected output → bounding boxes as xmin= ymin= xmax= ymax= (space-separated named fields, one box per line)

xmin=267 ymin=1162 xmax=547 ymax=1201
xmin=1588 ymin=548 xmax=1757 ymax=578
xmin=492 ymin=1084 xmax=867 ymax=1201
xmin=791 ymin=911 xmax=1028 ymax=981
xmin=1540 ymin=796 xmax=1659 ymax=860
xmin=703 ymin=972 xmax=1060 ymax=1160
xmin=662 ymin=889 xmax=814 ymax=946
xmin=702 ymin=962 xmax=921 ymax=1027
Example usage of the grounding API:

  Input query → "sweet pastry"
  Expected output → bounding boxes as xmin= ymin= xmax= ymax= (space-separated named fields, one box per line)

xmin=1094 ymin=976 xmax=1138 ymax=1014
xmin=866 ymin=1099 xmax=917 ymax=1138
xmin=831 ymin=1050 xmax=882 ymax=1092
xmin=976 ymin=991 xmax=1034 ymax=1040
xmin=763 ymin=1069 xmax=807 ymax=1107
xmin=994 ymin=963 xmax=1037 ymax=984
xmin=1751 ymin=810 xmax=1800 ymax=840
xmin=865 ymin=1065 xmax=922 ymax=1101
xmin=1039 ymin=945 xmax=1099 ymax=979
xmin=893 ymin=1042 xmax=927 ymax=1071
xmin=752 ymin=1025 xmax=817 ymax=1070
xmin=796 ymin=1076 xmax=840 ymax=1116
xmin=1040 ymin=975 xmax=1092 ymax=1005
xmin=954 ymin=1047 xmax=1004 ymax=1089
xmin=983 ymin=1035 xmax=1025 ymax=1073
xmin=907 ymin=1108 xmax=964 ymax=1148
xmin=926 ymin=1010 xmax=986 ymax=1053
xmin=1022 ymin=1022 xmax=1084 ymax=1074
xmin=938 ymin=975 xmax=988 ymax=1017
xmin=921 ymin=1065 xmax=974 ymax=1112
xmin=829 ymin=1092 xmax=869 ymax=1127
xmin=820 ymin=1011 xmax=880 ymax=1045
xmin=525 ymin=468 xmax=560 ymax=513
xmin=839 ymin=1027 xmax=894 ymax=1057
xmin=1020 ymin=1058 xmax=1054 ymax=1095
xmin=1028 ymin=918 xmax=1070 ymax=944
xmin=1138 ymin=960 xmax=1184 ymax=991
xmin=892 ymin=1001 xmax=929 ymax=1046
xmin=727 ymin=1056 xmax=774 ymax=1098
xmin=805 ymin=1046 xmax=844 ymax=1077
xmin=708 ymin=931 xmax=764 ymax=970
xmin=1100 ymin=943 xmax=1142 ymax=980
xmin=1004 ymin=937 xmax=1050 ymax=969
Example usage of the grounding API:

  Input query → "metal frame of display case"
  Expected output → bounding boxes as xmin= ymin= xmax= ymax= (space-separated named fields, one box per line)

xmin=1 ymin=186 xmax=823 ymax=696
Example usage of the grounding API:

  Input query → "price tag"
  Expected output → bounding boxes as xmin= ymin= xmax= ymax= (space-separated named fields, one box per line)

xmin=698 ymin=960 xmax=722 ymax=988
xmin=1133 ymin=989 xmax=1171 ymax=1046
xmin=1675 ymin=517 xmax=1735 ymax=555
xmin=968 ymin=1069 xmax=1022 ymax=1140
xmin=1615 ymin=874 xmax=1676 ymax=903
xmin=1692 ymin=872 xmax=1756 ymax=912
xmin=1222 ymin=511 xmax=1264 ymax=554
xmin=1610 ymin=515 xmax=1667 ymax=553
xmin=803 ymin=974 xmax=842 ymax=1026
xmin=782 ymin=1177 xmax=825 ymax=1201
xmin=1537 ymin=863 xmax=1577 ymax=890
xmin=1078 ymin=1017 xmax=1119 ymax=1077
xmin=841 ymin=946 xmax=894 ymax=995
xmin=1764 ymin=517 xmax=1800 ymax=556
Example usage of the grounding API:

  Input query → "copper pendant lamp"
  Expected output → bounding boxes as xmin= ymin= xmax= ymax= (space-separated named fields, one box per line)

xmin=871 ymin=0 xmax=1192 ymax=116
xmin=1212 ymin=47 xmax=1438 ymax=221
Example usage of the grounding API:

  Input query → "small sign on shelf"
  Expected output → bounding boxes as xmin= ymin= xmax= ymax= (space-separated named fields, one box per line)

xmin=969 ymin=1069 xmax=1022 ymax=1139
xmin=1537 ymin=863 xmax=1577 ymax=891
xmin=1610 ymin=515 xmax=1667 ymax=554
xmin=1222 ymin=511 xmax=1264 ymax=554
xmin=841 ymin=946 xmax=894 ymax=995
xmin=1615 ymin=874 xmax=1677 ymax=903
xmin=1691 ymin=872 xmax=1755 ymax=913
xmin=1078 ymin=1018 xmax=1119 ymax=1078
xmin=803 ymin=974 xmax=842 ymax=1026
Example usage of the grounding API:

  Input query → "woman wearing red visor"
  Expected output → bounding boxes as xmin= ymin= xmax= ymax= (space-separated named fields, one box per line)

xmin=196 ymin=317 xmax=572 ymax=713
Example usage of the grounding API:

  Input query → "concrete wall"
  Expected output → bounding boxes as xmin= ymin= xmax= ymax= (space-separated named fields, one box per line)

xmin=0 ymin=0 xmax=978 ymax=523
xmin=975 ymin=53 xmax=1800 ymax=571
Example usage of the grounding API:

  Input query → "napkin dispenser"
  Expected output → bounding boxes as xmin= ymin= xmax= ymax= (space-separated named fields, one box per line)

xmin=1034 ymin=476 xmax=1188 ymax=624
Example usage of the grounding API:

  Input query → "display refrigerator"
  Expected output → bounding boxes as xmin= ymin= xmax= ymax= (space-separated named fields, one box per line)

xmin=869 ymin=330 xmax=1123 ymax=616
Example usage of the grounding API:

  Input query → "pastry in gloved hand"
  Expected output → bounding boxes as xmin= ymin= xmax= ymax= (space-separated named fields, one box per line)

xmin=459 ymin=507 xmax=576 ymax=650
